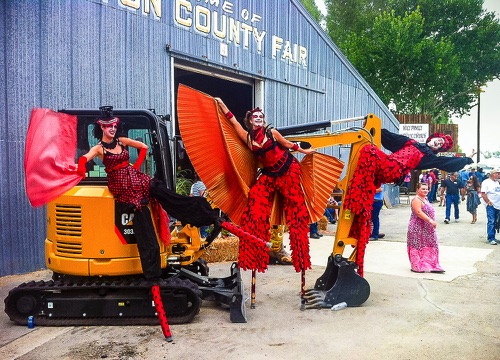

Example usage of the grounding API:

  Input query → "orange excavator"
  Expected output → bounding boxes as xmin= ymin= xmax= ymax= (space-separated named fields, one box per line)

xmin=5 ymin=105 xmax=380 ymax=326
xmin=281 ymin=113 xmax=382 ymax=308
xmin=5 ymin=108 xmax=246 ymax=326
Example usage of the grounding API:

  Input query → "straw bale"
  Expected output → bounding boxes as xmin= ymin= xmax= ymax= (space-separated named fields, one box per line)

xmin=318 ymin=216 xmax=328 ymax=231
xmin=200 ymin=236 xmax=239 ymax=263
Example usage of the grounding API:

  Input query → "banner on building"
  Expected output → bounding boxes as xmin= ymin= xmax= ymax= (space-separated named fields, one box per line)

xmin=399 ymin=124 xmax=429 ymax=143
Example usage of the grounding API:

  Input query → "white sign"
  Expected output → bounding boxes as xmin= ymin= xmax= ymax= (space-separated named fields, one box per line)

xmin=399 ymin=124 xmax=429 ymax=143
xmin=438 ymin=152 xmax=465 ymax=157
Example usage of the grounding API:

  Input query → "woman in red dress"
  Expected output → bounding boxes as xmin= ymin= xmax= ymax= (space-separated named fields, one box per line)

xmin=77 ymin=113 xmax=219 ymax=279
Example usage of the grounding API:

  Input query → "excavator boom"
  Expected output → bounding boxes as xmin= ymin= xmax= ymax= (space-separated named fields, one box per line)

xmin=284 ymin=114 xmax=383 ymax=308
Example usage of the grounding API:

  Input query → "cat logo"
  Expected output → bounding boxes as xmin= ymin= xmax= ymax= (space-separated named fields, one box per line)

xmin=121 ymin=213 xmax=135 ymax=226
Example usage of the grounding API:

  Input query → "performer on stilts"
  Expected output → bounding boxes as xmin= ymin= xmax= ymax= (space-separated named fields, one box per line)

xmin=344 ymin=126 xmax=476 ymax=277
xmin=214 ymin=99 xmax=317 ymax=305
xmin=215 ymin=98 xmax=315 ymax=272
xmin=176 ymin=85 xmax=343 ymax=308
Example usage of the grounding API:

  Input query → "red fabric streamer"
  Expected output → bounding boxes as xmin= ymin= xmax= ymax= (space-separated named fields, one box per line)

xmin=237 ymin=160 xmax=311 ymax=273
xmin=221 ymin=221 xmax=270 ymax=272
xmin=151 ymin=200 xmax=171 ymax=246
xmin=24 ymin=108 xmax=83 ymax=207
xmin=151 ymin=284 xmax=173 ymax=341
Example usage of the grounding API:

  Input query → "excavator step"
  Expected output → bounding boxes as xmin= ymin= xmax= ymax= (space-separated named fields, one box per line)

xmin=179 ymin=262 xmax=247 ymax=323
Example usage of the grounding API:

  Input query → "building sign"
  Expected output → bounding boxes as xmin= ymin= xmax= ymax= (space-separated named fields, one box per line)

xmin=112 ymin=0 xmax=162 ymax=18
xmin=173 ymin=0 xmax=308 ymax=68
xmin=399 ymin=124 xmax=429 ymax=143
xmin=101 ymin=0 xmax=308 ymax=68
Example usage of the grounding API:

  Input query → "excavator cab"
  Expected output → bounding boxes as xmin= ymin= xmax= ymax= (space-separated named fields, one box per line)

xmin=5 ymin=108 xmax=246 ymax=326
xmin=45 ymin=109 xmax=173 ymax=277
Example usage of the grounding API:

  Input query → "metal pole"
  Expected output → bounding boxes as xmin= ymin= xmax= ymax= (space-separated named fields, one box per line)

xmin=477 ymin=91 xmax=481 ymax=164
xmin=330 ymin=115 xmax=367 ymax=126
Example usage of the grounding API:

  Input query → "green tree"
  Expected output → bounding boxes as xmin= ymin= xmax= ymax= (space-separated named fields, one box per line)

xmin=322 ymin=0 xmax=500 ymax=122
xmin=343 ymin=9 xmax=460 ymax=120
xmin=325 ymin=0 xmax=388 ymax=46
xmin=300 ymin=0 xmax=323 ymax=23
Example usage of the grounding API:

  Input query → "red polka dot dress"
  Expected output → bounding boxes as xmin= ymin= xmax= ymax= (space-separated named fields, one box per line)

xmin=102 ymin=146 xmax=152 ymax=209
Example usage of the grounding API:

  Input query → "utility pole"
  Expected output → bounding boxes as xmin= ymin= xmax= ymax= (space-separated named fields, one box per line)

xmin=477 ymin=89 xmax=481 ymax=163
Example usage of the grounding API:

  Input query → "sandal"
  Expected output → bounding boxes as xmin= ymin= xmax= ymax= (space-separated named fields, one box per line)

xmin=269 ymin=248 xmax=292 ymax=265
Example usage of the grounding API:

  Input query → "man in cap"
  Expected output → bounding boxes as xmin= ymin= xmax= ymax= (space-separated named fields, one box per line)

xmin=481 ymin=168 xmax=500 ymax=245
xmin=441 ymin=172 xmax=464 ymax=224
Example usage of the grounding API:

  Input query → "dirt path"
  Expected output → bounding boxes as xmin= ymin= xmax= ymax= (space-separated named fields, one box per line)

xmin=1 ymin=202 xmax=499 ymax=359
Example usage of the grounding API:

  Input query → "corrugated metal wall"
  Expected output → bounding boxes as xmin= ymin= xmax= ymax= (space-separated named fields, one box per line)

xmin=0 ymin=0 xmax=172 ymax=276
xmin=0 ymin=0 xmax=398 ymax=276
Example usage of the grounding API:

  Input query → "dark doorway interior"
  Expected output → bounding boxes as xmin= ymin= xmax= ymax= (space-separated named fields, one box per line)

xmin=173 ymin=66 xmax=254 ymax=178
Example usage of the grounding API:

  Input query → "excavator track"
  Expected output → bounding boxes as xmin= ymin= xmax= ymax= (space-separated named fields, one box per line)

xmin=4 ymin=275 xmax=202 ymax=326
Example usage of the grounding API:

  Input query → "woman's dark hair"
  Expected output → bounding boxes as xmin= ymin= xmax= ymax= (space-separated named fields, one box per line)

xmin=417 ymin=182 xmax=428 ymax=190
xmin=93 ymin=122 xmax=104 ymax=140
xmin=470 ymin=175 xmax=480 ymax=189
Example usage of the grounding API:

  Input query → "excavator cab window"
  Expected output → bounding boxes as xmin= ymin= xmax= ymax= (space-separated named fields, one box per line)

xmin=61 ymin=109 xmax=164 ymax=185
xmin=83 ymin=123 xmax=156 ymax=179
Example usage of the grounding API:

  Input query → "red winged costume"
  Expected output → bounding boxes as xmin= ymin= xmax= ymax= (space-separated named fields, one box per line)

xmin=177 ymin=84 xmax=344 ymax=273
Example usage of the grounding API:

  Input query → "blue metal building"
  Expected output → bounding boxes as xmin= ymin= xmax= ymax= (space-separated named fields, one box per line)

xmin=0 ymin=0 xmax=398 ymax=276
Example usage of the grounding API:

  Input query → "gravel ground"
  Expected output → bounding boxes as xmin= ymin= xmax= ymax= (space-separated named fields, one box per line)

xmin=1 ymin=200 xmax=499 ymax=360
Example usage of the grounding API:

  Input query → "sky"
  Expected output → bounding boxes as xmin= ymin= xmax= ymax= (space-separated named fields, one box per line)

xmin=453 ymin=0 xmax=500 ymax=158
xmin=314 ymin=0 xmax=500 ymax=159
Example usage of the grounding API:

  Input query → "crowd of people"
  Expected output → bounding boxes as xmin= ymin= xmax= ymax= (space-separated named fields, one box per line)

xmin=309 ymin=166 xmax=500 ymax=276
xmin=416 ymin=167 xmax=493 ymax=227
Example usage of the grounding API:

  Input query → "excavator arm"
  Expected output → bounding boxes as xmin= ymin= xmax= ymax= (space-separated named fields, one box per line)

xmin=283 ymin=114 xmax=383 ymax=308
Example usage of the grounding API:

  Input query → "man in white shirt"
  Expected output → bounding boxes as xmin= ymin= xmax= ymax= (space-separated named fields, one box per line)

xmin=481 ymin=168 xmax=500 ymax=245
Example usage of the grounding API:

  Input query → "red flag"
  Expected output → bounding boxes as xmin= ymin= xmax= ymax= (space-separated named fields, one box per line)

xmin=24 ymin=108 xmax=83 ymax=207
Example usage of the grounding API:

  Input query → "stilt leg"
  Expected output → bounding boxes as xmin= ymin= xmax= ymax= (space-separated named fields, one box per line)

xmin=300 ymin=270 xmax=306 ymax=310
xmin=151 ymin=284 xmax=173 ymax=342
xmin=251 ymin=270 xmax=256 ymax=309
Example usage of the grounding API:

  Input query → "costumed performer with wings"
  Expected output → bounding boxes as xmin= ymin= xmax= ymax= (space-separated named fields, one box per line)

xmin=215 ymin=98 xmax=316 ymax=272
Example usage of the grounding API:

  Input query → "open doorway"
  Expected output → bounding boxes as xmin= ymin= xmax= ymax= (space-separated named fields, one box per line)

xmin=173 ymin=61 xmax=255 ymax=190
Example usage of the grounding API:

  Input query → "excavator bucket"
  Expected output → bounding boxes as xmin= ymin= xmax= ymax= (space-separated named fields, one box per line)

xmin=304 ymin=255 xmax=370 ymax=309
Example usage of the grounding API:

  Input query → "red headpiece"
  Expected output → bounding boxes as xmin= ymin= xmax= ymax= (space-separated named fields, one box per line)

xmin=246 ymin=107 xmax=264 ymax=118
xmin=97 ymin=116 xmax=120 ymax=126
xmin=426 ymin=132 xmax=453 ymax=152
